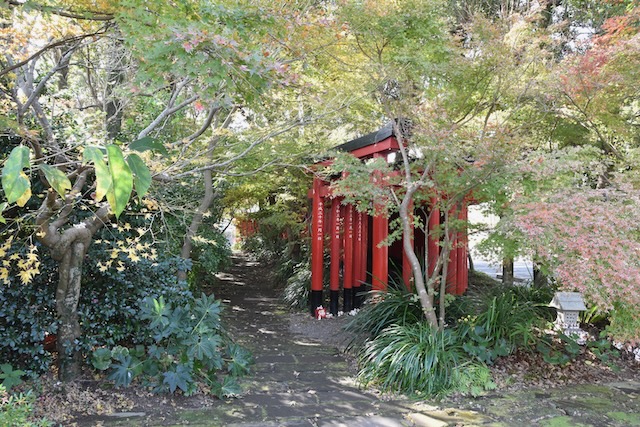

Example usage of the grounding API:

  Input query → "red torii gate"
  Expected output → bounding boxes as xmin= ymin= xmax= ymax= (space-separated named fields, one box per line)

xmin=309 ymin=125 xmax=469 ymax=316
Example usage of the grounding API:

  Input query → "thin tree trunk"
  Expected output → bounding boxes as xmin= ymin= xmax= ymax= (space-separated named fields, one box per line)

xmin=56 ymin=240 xmax=88 ymax=381
xmin=438 ymin=208 xmax=454 ymax=330
xmin=502 ymin=257 xmax=514 ymax=285
xmin=178 ymin=169 xmax=215 ymax=281
xmin=533 ymin=262 xmax=546 ymax=287
xmin=400 ymin=188 xmax=438 ymax=328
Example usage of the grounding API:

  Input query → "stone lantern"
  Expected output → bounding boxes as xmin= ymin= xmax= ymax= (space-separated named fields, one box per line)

xmin=549 ymin=292 xmax=587 ymax=334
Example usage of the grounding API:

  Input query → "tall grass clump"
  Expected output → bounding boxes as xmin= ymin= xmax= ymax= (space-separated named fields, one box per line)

xmin=345 ymin=286 xmax=423 ymax=345
xmin=282 ymin=261 xmax=311 ymax=310
xmin=357 ymin=323 xmax=494 ymax=396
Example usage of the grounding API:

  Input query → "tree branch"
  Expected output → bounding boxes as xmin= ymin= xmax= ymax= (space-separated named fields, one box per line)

xmin=7 ymin=0 xmax=115 ymax=21
xmin=0 ymin=28 xmax=110 ymax=78
xmin=137 ymin=94 xmax=199 ymax=139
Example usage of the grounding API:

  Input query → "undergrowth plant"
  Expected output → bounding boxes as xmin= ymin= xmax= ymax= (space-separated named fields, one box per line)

xmin=357 ymin=323 xmax=494 ymax=397
xmin=0 ymin=384 xmax=51 ymax=427
xmin=457 ymin=289 xmax=546 ymax=364
xmin=348 ymin=280 xmax=556 ymax=397
xmin=345 ymin=287 xmax=423 ymax=346
xmin=282 ymin=261 xmax=311 ymax=310
xmin=92 ymin=293 xmax=252 ymax=398
xmin=0 ymin=239 xmax=193 ymax=375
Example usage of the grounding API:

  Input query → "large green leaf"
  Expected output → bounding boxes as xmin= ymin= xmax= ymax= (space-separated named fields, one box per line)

xmin=94 ymin=157 xmax=112 ymax=203
xmin=0 ymin=363 xmax=25 ymax=391
xmin=162 ymin=364 xmax=192 ymax=393
xmin=40 ymin=164 xmax=72 ymax=197
xmin=126 ymin=153 xmax=152 ymax=202
xmin=187 ymin=334 xmax=222 ymax=362
xmin=82 ymin=146 xmax=111 ymax=202
xmin=210 ymin=376 xmax=242 ymax=398
xmin=1 ymin=146 xmax=31 ymax=206
xmin=106 ymin=145 xmax=133 ymax=218
xmin=0 ymin=202 xmax=7 ymax=224
xmin=108 ymin=355 xmax=136 ymax=387
xmin=82 ymin=146 xmax=106 ymax=164
xmin=129 ymin=137 xmax=168 ymax=155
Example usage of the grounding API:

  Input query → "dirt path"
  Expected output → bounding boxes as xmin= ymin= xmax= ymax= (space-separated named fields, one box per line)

xmin=192 ymin=253 xmax=423 ymax=426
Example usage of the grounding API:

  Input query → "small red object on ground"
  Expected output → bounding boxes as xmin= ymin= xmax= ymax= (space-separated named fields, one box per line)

xmin=315 ymin=306 xmax=326 ymax=320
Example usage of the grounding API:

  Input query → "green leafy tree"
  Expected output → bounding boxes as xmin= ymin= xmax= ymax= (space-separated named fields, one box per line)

xmin=0 ymin=0 xmax=324 ymax=380
xmin=327 ymin=1 xmax=539 ymax=328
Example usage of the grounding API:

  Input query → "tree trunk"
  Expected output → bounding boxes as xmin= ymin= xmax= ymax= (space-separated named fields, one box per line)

xmin=56 ymin=240 xmax=88 ymax=381
xmin=502 ymin=257 xmax=514 ymax=285
xmin=178 ymin=168 xmax=215 ymax=281
xmin=533 ymin=262 xmax=547 ymax=287
xmin=399 ymin=189 xmax=438 ymax=328
xmin=105 ymin=41 xmax=125 ymax=141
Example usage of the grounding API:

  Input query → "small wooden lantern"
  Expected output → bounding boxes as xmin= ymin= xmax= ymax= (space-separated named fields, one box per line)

xmin=549 ymin=292 xmax=587 ymax=334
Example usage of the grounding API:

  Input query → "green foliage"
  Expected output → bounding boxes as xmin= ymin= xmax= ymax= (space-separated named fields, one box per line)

xmin=282 ymin=261 xmax=311 ymax=310
xmin=536 ymin=333 xmax=583 ymax=366
xmin=188 ymin=227 xmax=232 ymax=290
xmin=0 ymin=384 xmax=51 ymax=427
xmin=461 ymin=326 xmax=511 ymax=365
xmin=357 ymin=323 xmax=493 ymax=397
xmin=39 ymin=165 xmax=71 ymax=198
xmin=0 ymin=238 xmax=193 ymax=374
xmin=534 ymin=332 xmax=620 ymax=368
xmin=345 ymin=287 xmax=423 ymax=344
xmin=2 ymin=143 xmax=152 ymax=217
xmin=587 ymin=337 xmax=620 ymax=367
xmin=106 ymin=144 xmax=134 ymax=218
xmin=129 ymin=136 xmax=168 ymax=155
xmin=0 ymin=364 xmax=24 ymax=391
xmin=1 ymin=146 xmax=31 ymax=206
xmin=456 ymin=286 xmax=549 ymax=364
xmin=606 ymin=303 xmax=640 ymax=345
xmin=94 ymin=293 xmax=252 ymax=398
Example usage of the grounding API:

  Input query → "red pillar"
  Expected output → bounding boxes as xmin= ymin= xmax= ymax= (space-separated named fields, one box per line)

xmin=427 ymin=198 xmax=440 ymax=278
xmin=402 ymin=200 xmax=414 ymax=291
xmin=353 ymin=209 xmax=362 ymax=284
xmin=456 ymin=205 xmax=469 ymax=295
xmin=343 ymin=204 xmax=355 ymax=311
xmin=353 ymin=209 xmax=363 ymax=291
xmin=356 ymin=212 xmax=368 ymax=308
xmin=447 ymin=234 xmax=458 ymax=294
xmin=329 ymin=197 xmax=341 ymax=314
xmin=310 ymin=176 xmax=325 ymax=314
xmin=372 ymin=204 xmax=388 ymax=292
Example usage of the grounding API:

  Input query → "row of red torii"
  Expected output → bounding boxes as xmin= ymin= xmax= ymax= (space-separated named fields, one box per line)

xmin=308 ymin=125 xmax=469 ymax=316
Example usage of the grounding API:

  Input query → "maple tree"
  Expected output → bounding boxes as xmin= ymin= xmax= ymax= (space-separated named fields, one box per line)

xmin=323 ymin=2 xmax=536 ymax=329
xmin=503 ymin=3 xmax=640 ymax=343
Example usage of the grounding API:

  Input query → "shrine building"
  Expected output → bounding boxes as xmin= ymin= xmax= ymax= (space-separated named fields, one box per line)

xmin=309 ymin=124 xmax=469 ymax=316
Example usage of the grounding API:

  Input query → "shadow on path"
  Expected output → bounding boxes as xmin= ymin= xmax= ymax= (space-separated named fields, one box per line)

xmin=190 ymin=253 xmax=422 ymax=426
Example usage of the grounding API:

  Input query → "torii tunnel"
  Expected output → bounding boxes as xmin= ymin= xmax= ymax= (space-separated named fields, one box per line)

xmin=309 ymin=126 xmax=469 ymax=316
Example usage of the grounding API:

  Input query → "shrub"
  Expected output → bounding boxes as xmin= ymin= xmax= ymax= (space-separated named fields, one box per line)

xmin=0 ymin=245 xmax=57 ymax=374
xmin=78 ymin=252 xmax=194 ymax=353
xmin=345 ymin=287 xmax=423 ymax=344
xmin=92 ymin=293 xmax=251 ymax=398
xmin=457 ymin=288 xmax=547 ymax=364
xmin=606 ymin=302 xmax=640 ymax=345
xmin=188 ymin=227 xmax=232 ymax=291
xmin=357 ymin=323 xmax=494 ymax=397
xmin=0 ymin=239 xmax=193 ymax=374
xmin=282 ymin=261 xmax=311 ymax=310
xmin=0 ymin=384 xmax=51 ymax=427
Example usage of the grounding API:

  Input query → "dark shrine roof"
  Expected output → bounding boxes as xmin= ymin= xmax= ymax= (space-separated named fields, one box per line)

xmin=333 ymin=123 xmax=394 ymax=153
